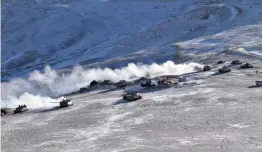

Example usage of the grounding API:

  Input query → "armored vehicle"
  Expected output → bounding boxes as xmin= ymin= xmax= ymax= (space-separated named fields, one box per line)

xmin=115 ymin=80 xmax=133 ymax=88
xmin=218 ymin=66 xmax=231 ymax=73
xmin=141 ymin=80 xmax=156 ymax=87
xmin=217 ymin=60 xmax=224 ymax=64
xmin=134 ymin=77 xmax=148 ymax=84
xmin=231 ymin=60 xmax=242 ymax=65
xmin=240 ymin=63 xmax=253 ymax=69
xmin=79 ymin=87 xmax=89 ymax=93
xmin=256 ymin=81 xmax=262 ymax=87
xmin=13 ymin=105 xmax=29 ymax=114
xmin=1 ymin=109 xmax=7 ymax=116
xmin=157 ymin=78 xmax=177 ymax=85
xmin=59 ymin=99 xmax=73 ymax=108
xmin=90 ymin=80 xmax=99 ymax=87
xmin=203 ymin=65 xmax=211 ymax=71
xmin=178 ymin=77 xmax=187 ymax=82
xmin=100 ymin=80 xmax=114 ymax=86
xmin=123 ymin=92 xmax=142 ymax=101
xmin=1 ymin=108 xmax=13 ymax=116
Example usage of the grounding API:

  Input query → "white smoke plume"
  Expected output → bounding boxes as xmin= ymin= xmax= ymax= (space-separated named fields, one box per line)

xmin=1 ymin=61 xmax=203 ymax=108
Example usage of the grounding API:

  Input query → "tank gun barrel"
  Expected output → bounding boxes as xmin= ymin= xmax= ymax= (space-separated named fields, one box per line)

xmin=49 ymin=102 xmax=61 ymax=103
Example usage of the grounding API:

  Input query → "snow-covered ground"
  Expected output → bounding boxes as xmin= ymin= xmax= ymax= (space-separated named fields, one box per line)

xmin=1 ymin=0 xmax=262 ymax=151
xmin=2 ymin=56 xmax=262 ymax=152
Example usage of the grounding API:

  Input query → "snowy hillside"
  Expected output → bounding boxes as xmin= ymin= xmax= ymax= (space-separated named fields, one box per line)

xmin=1 ymin=0 xmax=262 ymax=151
xmin=2 ymin=0 xmax=262 ymax=80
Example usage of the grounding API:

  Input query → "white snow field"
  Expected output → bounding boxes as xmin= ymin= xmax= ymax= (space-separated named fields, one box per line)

xmin=2 ymin=0 xmax=262 ymax=79
xmin=1 ymin=0 xmax=262 ymax=151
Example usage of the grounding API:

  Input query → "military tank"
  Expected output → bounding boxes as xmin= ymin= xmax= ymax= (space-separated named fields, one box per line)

xmin=115 ymin=80 xmax=133 ymax=88
xmin=123 ymin=92 xmax=142 ymax=101
xmin=59 ymin=99 xmax=73 ymax=108
xmin=231 ymin=60 xmax=242 ymax=65
xmin=134 ymin=77 xmax=148 ymax=84
xmin=1 ymin=109 xmax=7 ymax=116
xmin=13 ymin=105 xmax=29 ymax=114
xmin=141 ymin=80 xmax=156 ymax=88
xmin=79 ymin=87 xmax=89 ymax=93
xmin=203 ymin=65 xmax=211 ymax=71
xmin=157 ymin=78 xmax=177 ymax=86
xmin=90 ymin=80 xmax=99 ymax=87
xmin=217 ymin=60 xmax=225 ymax=64
xmin=178 ymin=77 xmax=187 ymax=82
xmin=50 ymin=98 xmax=73 ymax=108
xmin=240 ymin=63 xmax=253 ymax=69
xmin=218 ymin=66 xmax=231 ymax=73
xmin=1 ymin=108 xmax=13 ymax=116
xmin=100 ymin=80 xmax=114 ymax=86
xmin=256 ymin=81 xmax=262 ymax=87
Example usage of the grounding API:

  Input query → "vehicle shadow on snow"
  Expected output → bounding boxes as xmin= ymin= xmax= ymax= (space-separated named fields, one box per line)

xmin=248 ymin=85 xmax=262 ymax=88
xmin=211 ymin=72 xmax=229 ymax=76
xmin=64 ymin=86 xmax=117 ymax=96
xmin=98 ymin=87 xmax=124 ymax=94
xmin=113 ymin=99 xmax=133 ymax=105
xmin=138 ymin=86 xmax=170 ymax=93
xmin=63 ymin=88 xmax=92 ymax=96
xmin=35 ymin=106 xmax=61 ymax=113
xmin=33 ymin=106 xmax=72 ymax=113
xmin=138 ymin=82 xmax=200 ymax=93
